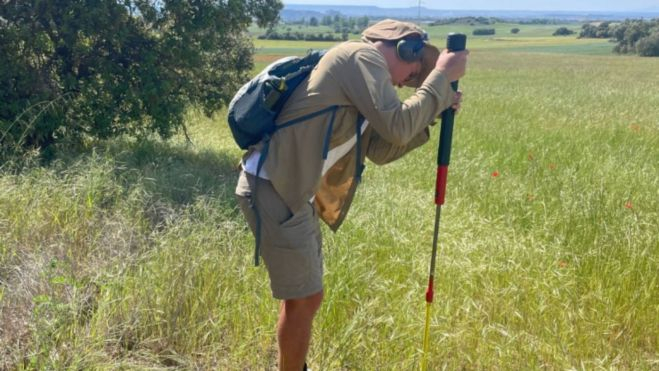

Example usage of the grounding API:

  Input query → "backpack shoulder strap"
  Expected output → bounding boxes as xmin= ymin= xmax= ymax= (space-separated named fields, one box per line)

xmin=250 ymin=105 xmax=339 ymax=266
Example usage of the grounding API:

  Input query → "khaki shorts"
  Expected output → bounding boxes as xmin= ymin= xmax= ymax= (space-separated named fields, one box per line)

xmin=235 ymin=170 xmax=323 ymax=300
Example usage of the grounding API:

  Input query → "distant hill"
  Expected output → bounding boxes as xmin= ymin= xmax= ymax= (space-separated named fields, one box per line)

xmin=281 ymin=4 xmax=659 ymax=22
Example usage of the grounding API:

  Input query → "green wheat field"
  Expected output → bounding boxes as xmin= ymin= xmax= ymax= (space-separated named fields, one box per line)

xmin=1 ymin=23 xmax=658 ymax=370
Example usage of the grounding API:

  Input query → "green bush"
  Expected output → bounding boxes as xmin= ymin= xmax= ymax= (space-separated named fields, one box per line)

xmin=579 ymin=22 xmax=613 ymax=38
xmin=511 ymin=28 xmax=520 ymax=34
xmin=0 ymin=0 xmax=282 ymax=153
xmin=636 ymin=32 xmax=659 ymax=56
xmin=473 ymin=28 xmax=496 ymax=36
xmin=553 ymin=27 xmax=575 ymax=36
xmin=612 ymin=19 xmax=659 ymax=55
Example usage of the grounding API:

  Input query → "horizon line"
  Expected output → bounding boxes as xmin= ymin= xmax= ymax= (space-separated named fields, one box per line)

xmin=283 ymin=3 xmax=659 ymax=13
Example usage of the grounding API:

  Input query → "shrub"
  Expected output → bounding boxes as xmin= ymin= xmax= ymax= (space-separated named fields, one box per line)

xmin=511 ymin=28 xmax=520 ymax=34
xmin=473 ymin=28 xmax=496 ymax=36
xmin=612 ymin=19 xmax=659 ymax=55
xmin=579 ymin=22 xmax=614 ymax=38
xmin=637 ymin=32 xmax=659 ymax=56
xmin=553 ymin=27 xmax=575 ymax=36
xmin=579 ymin=24 xmax=597 ymax=38
xmin=0 ymin=0 xmax=282 ymax=153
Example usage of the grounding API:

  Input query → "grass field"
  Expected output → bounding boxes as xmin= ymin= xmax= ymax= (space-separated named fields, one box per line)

xmin=252 ymin=23 xmax=614 ymax=69
xmin=1 ymin=23 xmax=658 ymax=370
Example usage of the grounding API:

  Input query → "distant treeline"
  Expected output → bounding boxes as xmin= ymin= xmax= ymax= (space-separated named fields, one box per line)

xmin=258 ymin=30 xmax=349 ymax=42
xmin=578 ymin=19 xmax=659 ymax=56
xmin=518 ymin=18 xmax=566 ymax=25
xmin=267 ymin=15 xmax=659 ymax=57
xmin=432 ymin=17 xmax=500 ymax=26
xmin=261 ymin=14 xmax=368 ymax=41
xmin=285 ymin=14 xmax=369 ymax=31
xmin=432 ymin=17 xmax=567 ymax=26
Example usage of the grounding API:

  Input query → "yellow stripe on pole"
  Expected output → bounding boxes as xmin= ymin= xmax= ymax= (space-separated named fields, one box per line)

xmin=421 ymin=301 xmax=432 ymax=371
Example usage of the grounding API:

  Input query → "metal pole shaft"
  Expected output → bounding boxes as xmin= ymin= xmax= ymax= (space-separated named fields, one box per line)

xmin=421 ymin=33 xmax=467 ymax=371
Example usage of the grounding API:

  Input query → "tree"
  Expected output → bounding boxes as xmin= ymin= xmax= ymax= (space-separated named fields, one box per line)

xmin=579 ymin=24 xmax=598 ymax=38
xmin=309 ymin=16 xmax=319 ymax=27
xmin=357 ymin=16 xmax=370 ymax=29
xmin=579 ymin=22 xmax=614 ymax=39
xmin=553 ymin=27 xmax=575 ymax=36
xmin=636 ymin=32 xmax=659 ymax=56
xmin=511 ymin=28 xmax=520 ymax=34
xmin=596 ymin=22 xmax=613 ymax=38
xmin=0 ymin=0 xmax=282 ymax=153
xmin=612 ymin=19 xmax=659 ymax=55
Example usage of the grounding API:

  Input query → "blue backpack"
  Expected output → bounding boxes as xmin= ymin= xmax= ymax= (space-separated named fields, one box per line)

xmin=227 ymin=49 xmax=336 ymax=150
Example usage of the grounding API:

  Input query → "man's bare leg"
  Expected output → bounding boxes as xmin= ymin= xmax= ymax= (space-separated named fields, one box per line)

xmin=277 ymin=290 xmax=323 ymax=371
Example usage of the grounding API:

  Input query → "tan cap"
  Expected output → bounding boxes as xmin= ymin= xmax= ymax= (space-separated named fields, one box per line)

xmin=362 ymin=19 xmax=440 ymax=88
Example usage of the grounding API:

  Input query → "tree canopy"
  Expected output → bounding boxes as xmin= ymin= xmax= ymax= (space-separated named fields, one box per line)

xmin=578 ymin=19 xmax=659 ymax=56
xmin=0 ymin=0 xmax=282 ymax=153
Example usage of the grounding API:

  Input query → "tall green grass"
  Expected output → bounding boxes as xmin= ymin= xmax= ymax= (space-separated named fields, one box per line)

xmin=1 ymin=36 xmax=657 ymax=369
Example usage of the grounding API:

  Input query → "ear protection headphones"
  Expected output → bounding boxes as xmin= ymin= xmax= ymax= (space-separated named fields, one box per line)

xmin=396 ymin=34 xmax=427 ymax=62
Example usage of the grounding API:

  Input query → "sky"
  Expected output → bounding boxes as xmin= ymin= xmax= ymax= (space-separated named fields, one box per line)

xmin=284 ymin=0 xmax=659 ymax=12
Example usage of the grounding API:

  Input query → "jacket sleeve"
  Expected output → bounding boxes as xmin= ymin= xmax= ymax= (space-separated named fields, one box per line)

xmin=365 ymin=127 xmax=430 ymax=165
xmin=335 ymin=47 xmax=453 ymax=146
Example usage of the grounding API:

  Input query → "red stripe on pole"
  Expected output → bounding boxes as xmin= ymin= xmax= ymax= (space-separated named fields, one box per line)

xmin=425 ymin=276 xmax=434 ymax=303
xmin=435 ymin=165 xmax=449 ymax=205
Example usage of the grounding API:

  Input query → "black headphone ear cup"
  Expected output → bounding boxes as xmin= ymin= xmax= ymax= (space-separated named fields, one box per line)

xmin=396 ymin=39 xmax=425 ymax=62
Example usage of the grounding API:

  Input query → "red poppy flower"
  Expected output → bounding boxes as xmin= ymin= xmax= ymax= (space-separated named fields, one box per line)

xmin=624 ymin=201 xmax=633 ymax=209
xmin=491 ymin=170 xmax=500 ymax=177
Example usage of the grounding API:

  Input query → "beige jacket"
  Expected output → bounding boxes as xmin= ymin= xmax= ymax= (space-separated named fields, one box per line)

xmin=246 ymin=40 xmax=454 ymax=230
